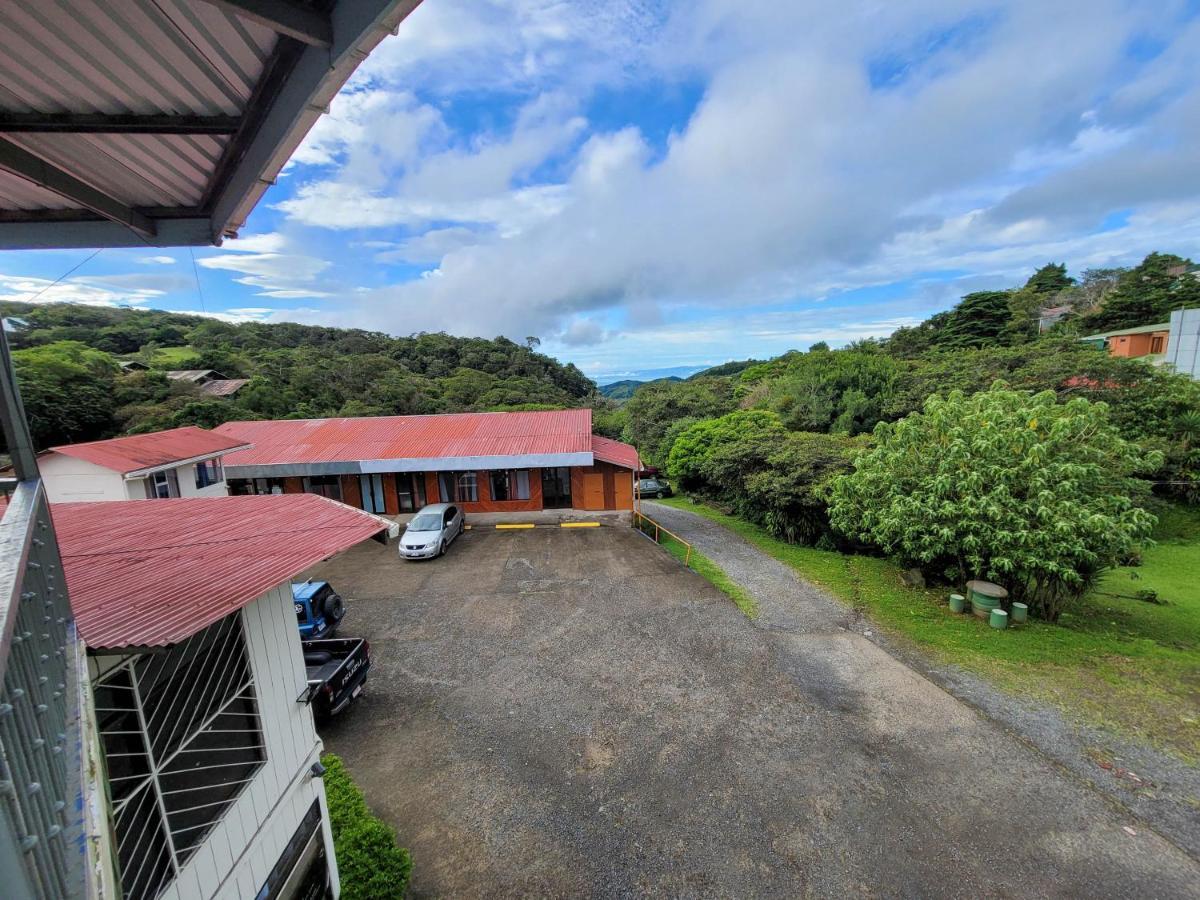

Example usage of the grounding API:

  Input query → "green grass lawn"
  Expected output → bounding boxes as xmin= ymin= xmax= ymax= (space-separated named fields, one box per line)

xmin=637 ymin=518 xmax=759 ymax=618
xmin=658 ymin=496 xmax=1200 ymax=761
xmin=145 ymin=346 xmax=202 ymax=367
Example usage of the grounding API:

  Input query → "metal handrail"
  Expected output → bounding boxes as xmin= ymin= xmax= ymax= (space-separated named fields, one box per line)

xmin=0 ymin=323 xmax=89 ymax=898
xmin=633 ymin=510 xmax=693 ymax=568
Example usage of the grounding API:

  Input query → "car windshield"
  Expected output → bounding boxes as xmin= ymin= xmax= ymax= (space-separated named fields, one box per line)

xmin=407 ymin=514 xmax=443 ymax=532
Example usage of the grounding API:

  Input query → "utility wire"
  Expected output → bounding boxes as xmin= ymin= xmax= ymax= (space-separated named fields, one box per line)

xmin=19 ymin=248 xmax=104 ymax=304
xmin=189 ymin=246 xmax=207 ymax=313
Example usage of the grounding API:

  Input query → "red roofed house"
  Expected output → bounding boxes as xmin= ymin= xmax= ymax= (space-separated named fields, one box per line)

xmin=55 ymin=494 xmax=388 ymax=899
xmin=38 ymin=426 xmax=250 ymax=503
xmin=216 ymin=409 xmax=641 ymax=515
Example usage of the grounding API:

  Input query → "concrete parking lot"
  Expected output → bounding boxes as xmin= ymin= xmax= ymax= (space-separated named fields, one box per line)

xmin=312 ymin=525 xmax=1199 ymax=898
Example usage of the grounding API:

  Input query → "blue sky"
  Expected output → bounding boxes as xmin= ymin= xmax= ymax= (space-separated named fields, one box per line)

xmin=3 ymin=0 xmax=1200 ymax=380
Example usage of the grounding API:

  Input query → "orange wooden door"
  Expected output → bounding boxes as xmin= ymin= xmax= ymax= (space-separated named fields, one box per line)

xmin=582 ymin=472 xmax=605 ymax=509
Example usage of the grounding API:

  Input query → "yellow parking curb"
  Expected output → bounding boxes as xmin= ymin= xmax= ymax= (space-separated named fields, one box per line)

xmin=496 ymin=523 xmax=536 ymax=530
xmin=561 ymin=522 xmax=601 ymax=528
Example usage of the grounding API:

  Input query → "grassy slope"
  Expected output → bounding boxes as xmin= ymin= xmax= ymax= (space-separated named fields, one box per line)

xmin=147 ymin=346 xmax=202 ymax=367
xmin=659 ymin=496 xmax=1200 ymax=761
xmin=642 ymin=525 xmax=760 ymax=618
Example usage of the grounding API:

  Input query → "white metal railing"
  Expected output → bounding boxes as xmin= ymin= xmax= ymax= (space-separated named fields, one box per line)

xmin=0 ymin=326 xmax=90 ymax=898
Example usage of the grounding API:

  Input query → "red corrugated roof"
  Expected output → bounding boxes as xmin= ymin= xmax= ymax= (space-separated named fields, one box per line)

xmin=51 ymin=426 xmax=250 ymax=474
xmin=52 ymin=495 xmax=387 ymax=650
xmin=591 ymin=434 xmax=639 ymax=470
xmin=216 ymin=409 xmax=593 ymax=467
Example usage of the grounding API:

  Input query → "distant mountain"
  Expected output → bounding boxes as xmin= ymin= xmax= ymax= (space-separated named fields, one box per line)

xmin=689 ymin=358 xmax=763 ymax=379
xmin=599 ymin=376 xmax=681 ymax=400
xmin=593 ymin=365 xmax=706 ymax=385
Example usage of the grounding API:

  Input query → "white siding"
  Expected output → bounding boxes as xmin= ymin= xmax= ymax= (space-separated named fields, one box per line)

xmin=148 ymin=584 xmax=337 ymax=899
xmin=39 ymin=452 xmax=128 ymax=502
xmin=178 ymin=461 xmax=231 ymax=498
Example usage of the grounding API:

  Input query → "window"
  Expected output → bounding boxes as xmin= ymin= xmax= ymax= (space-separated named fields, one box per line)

xmin=396 ymin=473 xmax=426 ymax=512
xmin=438 ymin=471 xmax=477 ymax=503
xmin=489 ymin=470 xmax=510 ymax=501
xmin=148 ymin=469 xmax=179 ymax=499
xmin=194 ymin=458 xmax=223 ymax=489
xmin=1150 ymin=335 xmax=1165 ymax=354
xmin=359 ymin=474 xmax=386 ymax=513
xmin=303 ymin=475 xmax=342 ymax=501
xmin=95 ymin=613 xmax=264 ymax=899
xmin=252 ymin=477 xmax=285 ymax=496
xmin=513 ymin=470 xmax=531 ymax=501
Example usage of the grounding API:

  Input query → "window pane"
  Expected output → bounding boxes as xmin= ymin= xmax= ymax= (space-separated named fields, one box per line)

xmin=489 ymin=470 xmax=510 ymax=501
xmin=514 ymin=470 xmax=530 ymax=500
xmin=438 ymin=473 xmax=454 ymax=503
xmin=457 ymin=472 xmax=477 ymax=502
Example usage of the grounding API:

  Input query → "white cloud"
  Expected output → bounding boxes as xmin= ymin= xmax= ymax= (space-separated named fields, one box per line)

xmin=197 ymin=249 xmax=333 ymax=298
xmin=0 ymin=273 xmax=163 ymax=307
xmin=137 ymin=255 xmax=176 ymax=265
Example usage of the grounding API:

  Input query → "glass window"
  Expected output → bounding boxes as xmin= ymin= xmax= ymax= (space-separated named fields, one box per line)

xmin=149 ymin=469 xmax=179 ymax=499
xmin=359 ymin=474 xmax=386 ymax=513
xmin=456 ymin=472 xmax=478 ymax=502
xmin=194 ymin=458 xmax=223 ymax=489
xmin=513 ymin=470 xmax=531 ymax=501
xmin=489 ymin=470 xmax=510 ymax=501
xmin=396 ymin=473 xmax=426 ymax=512
xmin=437 ymin=472 xmax=478 ymax=503
xmin=303 ymin=476 xmax=342 ymax=501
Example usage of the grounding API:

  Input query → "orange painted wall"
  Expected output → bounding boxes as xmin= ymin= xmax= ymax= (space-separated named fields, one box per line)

xmin=1109 ymin=331 xmax=1168 ymax=358
xmin=340 ymin=474 xmax=362 ymax=510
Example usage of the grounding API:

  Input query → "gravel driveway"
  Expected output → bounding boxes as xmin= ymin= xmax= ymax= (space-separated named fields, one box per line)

xmin=312 ymin=523 xmax=1200 ymax=898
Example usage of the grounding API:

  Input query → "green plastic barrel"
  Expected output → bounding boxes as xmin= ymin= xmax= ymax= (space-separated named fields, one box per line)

xmin=989 ymin=608 xmax=1008 ymax=630
xmin=1011 ymin=602 xmax=1028 ymax=624
xmin=949 ymin=593 xmax=965 ymax=614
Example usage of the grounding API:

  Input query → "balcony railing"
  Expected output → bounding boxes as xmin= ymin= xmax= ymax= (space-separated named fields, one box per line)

xmin=0 ymin=326 xmax=90 ymax=899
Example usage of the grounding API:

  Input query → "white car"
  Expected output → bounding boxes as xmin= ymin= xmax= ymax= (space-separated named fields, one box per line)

xmin=399 ymin=502 xmax=465 ymax=560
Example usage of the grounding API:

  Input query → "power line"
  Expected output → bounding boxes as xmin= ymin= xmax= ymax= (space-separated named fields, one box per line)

xmin=19 ymin=248 xmax=103 ymax=304
xmin=189 ymin=246 xmax=207 ymax=313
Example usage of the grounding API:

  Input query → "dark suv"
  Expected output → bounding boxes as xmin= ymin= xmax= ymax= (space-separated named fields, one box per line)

xmin=636 ymin=478 xmax=673 ymax=499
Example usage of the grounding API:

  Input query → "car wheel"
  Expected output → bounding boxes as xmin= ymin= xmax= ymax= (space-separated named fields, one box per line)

xmin=327 ymin=594 xmax=345 ymax=623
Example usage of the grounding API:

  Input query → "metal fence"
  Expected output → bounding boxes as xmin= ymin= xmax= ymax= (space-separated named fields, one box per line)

xmin=0 ymin=326 xmax=87 ymax=900
xmin=633 ymin=510 xmax=694 ymax=568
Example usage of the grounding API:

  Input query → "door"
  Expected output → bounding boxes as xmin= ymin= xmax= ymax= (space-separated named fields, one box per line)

xmin=396 ymin=473 xmax=426 ymax=512
xmin=359 ymin=474 xmax=386 ymax=513
xmin=541 ymin=467 xmax=571 ymax=509
xmin=582 ymin=471 xmax=605 ymax=510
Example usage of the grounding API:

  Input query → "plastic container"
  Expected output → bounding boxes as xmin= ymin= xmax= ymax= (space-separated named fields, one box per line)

xmin=1011 ymin=602 xmax=1028 ymax=624
xmin=949 ymin=593 xmax=966 ymax=614
xmin=989 ymin=608 xmax=1008 ymax=630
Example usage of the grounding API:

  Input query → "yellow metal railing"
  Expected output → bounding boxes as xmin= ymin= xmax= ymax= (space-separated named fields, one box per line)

xmin=633 ymin=510 xmax=693 ymax=568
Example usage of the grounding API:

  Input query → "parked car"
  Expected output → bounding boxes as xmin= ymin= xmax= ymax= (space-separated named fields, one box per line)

xmin=292 ymin=580 xmax=345 ymax=639
xmin=399 ymin=502 xmax=465 ymax=560
xmin=302 ymin=637 xmax=370 ymax=722
xmin=636 ymin=477 xmax=673 ymax=499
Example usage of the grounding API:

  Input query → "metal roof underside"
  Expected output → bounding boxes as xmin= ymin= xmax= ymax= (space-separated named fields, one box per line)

xmin=0 ymin=0 xmax=421 ymax=249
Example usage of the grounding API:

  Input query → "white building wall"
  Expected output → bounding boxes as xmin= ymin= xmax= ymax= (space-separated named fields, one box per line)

xmin=154 ymin=583 xmax=338 ymax=900
xmin=39 ymin=453 xmax=128 ymax=502
xmin=1166 ymin=308 xmax=1200 ymax=380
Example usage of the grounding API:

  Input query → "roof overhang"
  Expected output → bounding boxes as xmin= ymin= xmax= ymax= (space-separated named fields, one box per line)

xmin=0 ymin=0 xmax=422 ymax=249
xmin=226 ymin=451 xmax=595 ymax=479
xmin=122 ymin=445 xmax=252 ymax=479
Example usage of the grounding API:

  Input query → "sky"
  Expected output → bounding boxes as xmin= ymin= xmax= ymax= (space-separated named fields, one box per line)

xmin=3 ymin=0 xmax=1200 ymax=380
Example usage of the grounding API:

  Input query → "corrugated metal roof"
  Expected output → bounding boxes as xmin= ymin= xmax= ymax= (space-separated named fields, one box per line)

xmin=591 ymin=435 xmax=639 ymax=470
xmin=50 ymin=425 xmax=250 ymax=474
xmin=51 ymin=494 xmax=387 ymax=650
xmin=217 ymin=410 xmax=595 ymax=467
xmin=200 ymin=378 xmax=249 ymax=397
xmin=0 ymin=0 xmax=423 ymax=247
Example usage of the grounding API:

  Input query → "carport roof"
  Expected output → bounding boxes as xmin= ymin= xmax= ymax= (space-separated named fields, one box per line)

xmin=0 ymin=0 xmax=422 ymax=249
xmin=53 ymin=494 xmax=388 ymax=650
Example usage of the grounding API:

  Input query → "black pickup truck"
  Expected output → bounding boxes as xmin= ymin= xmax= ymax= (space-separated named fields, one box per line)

xmin=302 ymin=637 xmax=370 ymax=722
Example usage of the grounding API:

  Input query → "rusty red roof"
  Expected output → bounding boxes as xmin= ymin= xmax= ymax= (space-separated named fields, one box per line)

xmin=53 ymin=494 xmax=387 ymax=650
xmin=591 ymin=435 xmax=640 ymax=470
xmin=216 ymin=409 xmax=594 ymax=467
xmin=50 ymin=426 xmax=250 ymax=474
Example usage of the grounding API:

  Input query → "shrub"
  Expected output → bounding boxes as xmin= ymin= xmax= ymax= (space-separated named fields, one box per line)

xmin=829 ymin=384 xmax=1159 ymax=621
xmin=321 ymin=754 xmax=412 ymax=899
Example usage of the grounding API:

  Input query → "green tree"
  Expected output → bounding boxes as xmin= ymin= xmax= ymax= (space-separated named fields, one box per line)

xmin=1080 ymin=252 xmax=1200 ymax=332
xmin=1025 ymin=262 xmax=1073 ymax=295
xmin=11 ymin=341 xmax=119 ymax=447
xmin=830 ymin=384 xmax=1159 ymax=621
xmin=936 ymin=290 xmax=1013 ymax=348
xmin=622 ymin=377 xmax=736 ymax=464
xmin=667 ymin=410 xmax=785 ymax=490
